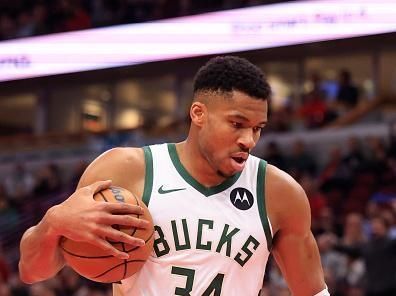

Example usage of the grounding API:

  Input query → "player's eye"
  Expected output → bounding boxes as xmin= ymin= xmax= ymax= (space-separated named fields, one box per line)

xmin=253 ymin=126 xmax=263 ymax=133
xmin=231 ymin=121 xmax=243 ymax=129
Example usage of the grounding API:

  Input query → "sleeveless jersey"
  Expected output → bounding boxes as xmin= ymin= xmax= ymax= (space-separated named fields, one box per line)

xmin=116 ymin=143 xmax=273 ymax=296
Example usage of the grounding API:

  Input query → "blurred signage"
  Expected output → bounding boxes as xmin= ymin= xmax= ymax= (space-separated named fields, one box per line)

xmin=0 ymin=0 xmax=395 ymax=82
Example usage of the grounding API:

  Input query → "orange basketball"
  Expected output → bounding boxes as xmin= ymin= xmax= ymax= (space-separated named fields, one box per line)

xmin=60 ymin=186 xmax=154 ymax=283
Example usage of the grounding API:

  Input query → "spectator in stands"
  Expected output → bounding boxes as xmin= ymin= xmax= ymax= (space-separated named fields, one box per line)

xmin=343 ymin=259 xmax=365 ymax=296
xmin=33 ymin=164 xmax=62 ymax=198
xmin=15 ymin=10 xmax=35 ymax=38
xmin=381 ymin=208 xmax=396 ymax=239
xmin=365 ymin=136 xmax=388 ymax=174
xmin=370 ymin=165 xmax=396 ymax=205
xmin=31 ymin=2 xmax=50 ymax=36
xmin=59 ymin=266 xmax=85 ymax=295
xmin=122 ymin=0 xmax=157 ymax=24
xmin=342 ymin=137 xmax=364 ymax=173
xmin=317 ymin=232 xmax=347 ymax=296
xmin=298 ymin=72 xmax=331 ymax=128
xmin=314 ymin=207 xmax=341 ymax=237
xmin=287 ymin=139 xmax=317 ymax=178
xmin=0 ymin=186 xmax=20 ymax=241
xmin=337 ymin=213 xmax=366 ymax=293
xmin=336 ymin=216 xmax=396 ymax=296
xmin=262 ymin=141 xmax=287 ymax=171
xmin=266 ymin=106 xmax=292 ymax=132
xmin=267 ymin=260 xmax=290 ymax=296
xmin=4 ymin=164 xmax=35 ymax=207
xmin=52 ymin=0 xmax=91 ymax=33
xmin=363 ymin=216 xmax=396 ymax=295
xmin=0 ymin=12 xmax=17 ymax=40
xmin=299 ymin=174 xmax=327 ymax=230
xmin=341 ymin=213 xmax=367 ymax=247
xmin=361 ymin=201 xmax=381 ymax=238
xmin=319 ymin=147 xmax=348 ymax=183
xmin=336 ymin=69 xmax=359 ymax=110
xmin=319 ymin=147 xmax=351 ymax=212
xmin=65 ymin=0 xmax=91 ymax=31
xmin=89 ymin=0 xmax=121 ymax=28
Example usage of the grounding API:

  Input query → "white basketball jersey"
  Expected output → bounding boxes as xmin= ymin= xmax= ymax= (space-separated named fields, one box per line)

xmin=116 ymin=143 xmax=273 ymax=296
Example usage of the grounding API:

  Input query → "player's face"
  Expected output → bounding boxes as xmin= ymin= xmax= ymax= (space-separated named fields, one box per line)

xmin=197 ymin=90 xmax=268 ymax=178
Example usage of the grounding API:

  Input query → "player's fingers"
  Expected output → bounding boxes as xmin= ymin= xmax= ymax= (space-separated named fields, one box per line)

xmin=93 ymin=239 xmax=130 ymax=259
xmin=103 ymin=203 xmax=144 ymax=215
xmin=99 ymin=214 xmax=150 ymax=229
xmin=97 ymin=227 xmax=146 ymax=247
xmin=88 ymin=180 xmax=112 ymax=194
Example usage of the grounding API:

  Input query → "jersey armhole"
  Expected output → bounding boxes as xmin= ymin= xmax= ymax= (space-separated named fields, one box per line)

xmin=142 ymin=146 xmax=153 ymax=206
xmin=257 ymin=159 xmax=273 ymax=252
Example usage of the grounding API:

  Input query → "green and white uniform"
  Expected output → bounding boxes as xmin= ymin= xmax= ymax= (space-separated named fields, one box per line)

xmin=119 ymin=143 xmax=273 ymax=296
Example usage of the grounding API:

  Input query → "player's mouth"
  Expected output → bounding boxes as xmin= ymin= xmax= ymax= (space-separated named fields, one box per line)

xmin=230 ymin=153 xmax=249 ymax=171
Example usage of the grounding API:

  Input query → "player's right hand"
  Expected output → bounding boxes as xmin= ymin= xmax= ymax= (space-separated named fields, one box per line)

xmin=47 ymin=180 xmax=149 ymax=259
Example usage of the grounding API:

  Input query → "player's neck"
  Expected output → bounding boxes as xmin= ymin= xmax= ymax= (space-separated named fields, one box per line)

xmin=175 ymin=139 xmax=226 ymax=188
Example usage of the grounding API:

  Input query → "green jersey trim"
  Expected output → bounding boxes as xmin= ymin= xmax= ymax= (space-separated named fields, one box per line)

xmin=167 ymin=143 xmax=242 ymax=197
xmin=142 ymin=146 xmax=153 ymax=206
xmin=257 ymin=159 xmax=272 ymax=251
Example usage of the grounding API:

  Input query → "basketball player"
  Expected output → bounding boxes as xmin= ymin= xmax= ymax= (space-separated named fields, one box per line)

xmin=19 ymin=56 xmax=329 ymax=296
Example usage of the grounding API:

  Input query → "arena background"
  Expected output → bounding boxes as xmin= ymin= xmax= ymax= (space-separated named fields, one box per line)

xmin=0 ymin=0 xmax=395 ymax=295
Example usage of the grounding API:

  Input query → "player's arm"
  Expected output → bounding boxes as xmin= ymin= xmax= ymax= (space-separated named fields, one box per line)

xmin=266 ymin=165 xmax=328 ymax=296
xmin=19 ymin=148 xmax=148 ymax=284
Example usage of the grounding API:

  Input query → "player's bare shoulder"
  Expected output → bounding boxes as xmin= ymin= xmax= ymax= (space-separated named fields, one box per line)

xmin=78 ymin=147 xmax=146 ymax=196
xmin=265 ymin=164 xmax=311 ymax=234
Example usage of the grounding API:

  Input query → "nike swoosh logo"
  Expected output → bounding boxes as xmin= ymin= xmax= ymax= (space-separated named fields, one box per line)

xmin=158 ymin=185 xmax=186 ymax=194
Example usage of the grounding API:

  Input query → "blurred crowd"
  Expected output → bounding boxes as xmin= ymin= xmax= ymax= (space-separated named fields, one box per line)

xmin=0 ymin=0 xmax=287 ymax=41
xmin=259 ymin=135 xmax=396 ymax=296
xmin=267 ymin=70 xmax=363 ymax=132
xmin=0 ymin=133 xmax=395 ymax=296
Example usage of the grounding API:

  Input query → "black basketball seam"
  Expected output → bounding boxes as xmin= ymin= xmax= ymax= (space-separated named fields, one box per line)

xmin=113 ymin=188 xmax=135 ymax=280
xmin=118 ymin=226 xmax=128 ymax=281
xmin=60 ymin=245 xmax=115 ymax=259
xmin=99 ymin=191 xmax=108 ymax=202
xmin=92 ymin=259 xmax=146 ymax=279
xmin=112 ymin=223 xmax=128 ymax=280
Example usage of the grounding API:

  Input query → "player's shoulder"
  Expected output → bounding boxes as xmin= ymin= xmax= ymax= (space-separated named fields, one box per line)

xmin=265 ymin=164 xmax=310 ymax=233
xmin=265 ymin=164 xmax=304 ymax=198
xmin=98 ymin=147 xmax=145 ymax=166
xmin=78 ymin=147 xmax=145 ymax=189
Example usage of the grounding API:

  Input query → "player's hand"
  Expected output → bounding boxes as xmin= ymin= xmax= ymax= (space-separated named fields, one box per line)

xmin=48 ymin=180 xmax=149 ymax=259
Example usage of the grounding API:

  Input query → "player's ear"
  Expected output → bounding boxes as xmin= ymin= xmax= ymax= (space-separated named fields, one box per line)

xmin=190 ymin=102 xmax=206 ymax=127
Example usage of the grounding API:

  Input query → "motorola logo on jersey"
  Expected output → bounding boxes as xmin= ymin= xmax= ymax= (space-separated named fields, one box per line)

xmin=230 ymin=187 xmax=254 ymax=210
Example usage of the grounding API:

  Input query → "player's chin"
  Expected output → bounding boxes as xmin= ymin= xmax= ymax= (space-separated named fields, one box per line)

xmin=218 ymin=159 xmax=246 ymax=177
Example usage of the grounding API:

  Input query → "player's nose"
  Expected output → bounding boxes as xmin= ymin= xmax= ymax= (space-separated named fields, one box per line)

xmin=237 ymin=129 xmax=256 ymax=150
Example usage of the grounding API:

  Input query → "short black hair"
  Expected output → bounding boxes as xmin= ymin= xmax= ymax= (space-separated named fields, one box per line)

xmin=193 ymin=56 xmax=271 ymax=100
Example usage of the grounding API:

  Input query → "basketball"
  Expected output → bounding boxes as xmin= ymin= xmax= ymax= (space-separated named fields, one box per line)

xmin=60 ymin=186 xmax=154 ymax=283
